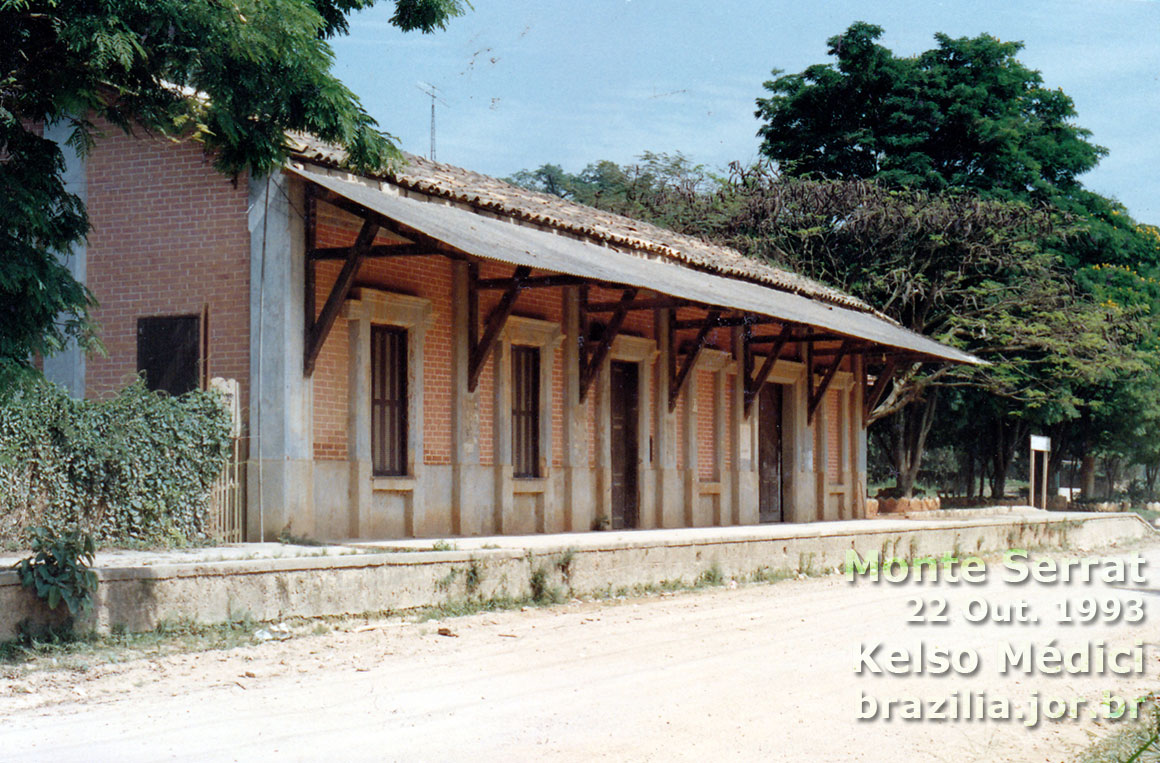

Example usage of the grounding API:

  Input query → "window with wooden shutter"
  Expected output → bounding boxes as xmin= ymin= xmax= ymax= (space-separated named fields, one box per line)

xmin=511 ymin=345 xmax=540 ymax=479
xmin=371 ymin=325 xmax=408 ymax=476
xmin=137 ymin=315 xmax=201 ymax=396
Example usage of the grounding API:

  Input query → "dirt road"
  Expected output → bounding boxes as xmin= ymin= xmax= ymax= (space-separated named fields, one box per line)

xmin=3 ymin=541 xmax=1159 ymax=762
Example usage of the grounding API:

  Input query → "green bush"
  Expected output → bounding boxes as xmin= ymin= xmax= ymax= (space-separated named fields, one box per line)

xmin=14 ymin=526 xmax=99 ymax=616
xmin=0 ymin=379 xmax=232 ymax=546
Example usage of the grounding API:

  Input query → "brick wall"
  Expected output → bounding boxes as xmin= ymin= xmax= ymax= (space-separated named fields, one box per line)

xmin=85 ymin=123 xmax=251 ymax=419
xmin=312 ymin=201 xmax=455 ymax=464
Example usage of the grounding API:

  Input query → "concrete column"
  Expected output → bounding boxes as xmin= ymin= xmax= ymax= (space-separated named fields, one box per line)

xmin=731 ymin=328 xmax=758 ymax=525
xmin=595 ymin=360 xmax=612 ymax=527
xmin=42 ymin=120 xmax=87 ymax=398
xmin=814 ymin=387 xmax=830 ymax=522
xmin=347 ymin=318 xmax=371 ymax=536
xmin=839 ymin=384 xmax=852 ymax=519
xmin=561 ymin=287 xmax=590 ymax=531
xmin=713 ymin=368 xmax=730 ymax=525
xmin=493 ymin=340 xmax=514 ymax=532
xmin=852 ymin=355 xmax=868 ymax=518
xmin=784 ymin=373 xmax=815 ymax=523
xmin=654 ymin=309 xmax=681 ymax=527
xmin=635 ymin=350 xmax=657 ymax=529
xmin=247 ymin=172 xmax=314 ymax=541
xmin=682 ymin=370 xmax=700 ymax=526
xmin=450 ymin=261 xmax=482 ymax=534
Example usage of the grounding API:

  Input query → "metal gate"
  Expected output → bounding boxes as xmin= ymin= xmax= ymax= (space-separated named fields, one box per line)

xmin=207 ymin=378 xmax=244 ymax=542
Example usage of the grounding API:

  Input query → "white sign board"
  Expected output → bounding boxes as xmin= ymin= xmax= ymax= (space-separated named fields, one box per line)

xmin=1030 ymin=435 xmax=1051 ymax=452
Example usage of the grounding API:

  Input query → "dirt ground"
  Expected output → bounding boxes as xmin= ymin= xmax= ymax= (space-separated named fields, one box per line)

xmin=3 ymin=540 xmax=1160 ymax=762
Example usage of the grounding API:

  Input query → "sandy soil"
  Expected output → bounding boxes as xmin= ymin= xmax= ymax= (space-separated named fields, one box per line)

xmin=3 ymin=541 xmax=1159 ymax=762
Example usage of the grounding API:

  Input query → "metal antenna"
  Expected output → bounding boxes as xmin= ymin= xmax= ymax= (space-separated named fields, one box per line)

xmin=416 ymin=82 xmax=447 ymax=161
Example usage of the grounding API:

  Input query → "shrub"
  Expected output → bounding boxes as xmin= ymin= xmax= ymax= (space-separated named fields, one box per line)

xmin=13 ymin=526 xmax=98 ymax=616
xmin=0 ymin=379 xmax=232 ymax=546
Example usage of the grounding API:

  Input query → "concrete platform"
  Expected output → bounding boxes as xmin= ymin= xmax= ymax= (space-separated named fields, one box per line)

xmin=1 ymin=508 xmax=1153 ymax=640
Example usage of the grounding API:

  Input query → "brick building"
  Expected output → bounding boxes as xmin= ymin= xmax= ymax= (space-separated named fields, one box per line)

xmin=44 ymin=127 xmax=977 ymax=541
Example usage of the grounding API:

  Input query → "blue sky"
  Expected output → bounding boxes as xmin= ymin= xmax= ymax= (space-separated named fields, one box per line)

xmin=331 ymin=0 xmax=1160 ymax=222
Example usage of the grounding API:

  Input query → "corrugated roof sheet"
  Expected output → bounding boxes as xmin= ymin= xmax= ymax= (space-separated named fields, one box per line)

xmin=286 ymin=162 xmax=981 ymax=366
xmin=287 ymin=134 xmax=875 ymax=314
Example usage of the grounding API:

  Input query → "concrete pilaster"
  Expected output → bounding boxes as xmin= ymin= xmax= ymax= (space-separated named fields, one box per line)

xmin=561 ymin=287 xmax=591 ymax=531
xmin=348 ymin=318 xmax=371 ymax=536
xmin=731 ymin=328 xmax=759 ymax=525
xmin=450 ymin=261 xmax=483 ymax=535
xmin=654 ymin=309 xmax=681 ymax=527
xmin=42 ymin=120 xmax=87 ymax=398
xmin=682 ymin=369 xmax=700 ymax=526
xmin=247 ymin=172 xmax=314 ymax=541
xmin=853 ymin=355 xmax=868 ymax=518
xmin=493 ymin=340 xmax=514 ymax=532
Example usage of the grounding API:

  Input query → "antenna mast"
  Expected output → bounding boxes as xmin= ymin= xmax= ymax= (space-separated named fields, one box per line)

xmin=416 ymin=82 xmax=447 ymax=161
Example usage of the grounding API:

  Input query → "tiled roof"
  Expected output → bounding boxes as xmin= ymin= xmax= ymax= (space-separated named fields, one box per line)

xmin=287 ymin=134 xmax=878 ymax=315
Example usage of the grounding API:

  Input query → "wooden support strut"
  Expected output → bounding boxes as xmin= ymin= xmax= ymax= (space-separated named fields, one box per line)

xmin=468 ymin=265 xmax=531 ymax=392
xmin=669 ymin=309 xmax=721 ymax=412
xmin=316 ymin=189 xmax=464 ymax=260
xmin=807 ymin=339 xmax=852 ymax=422
xmin=744 ymin=324 xmax=794 ymax=417
xmin=579 ymin=287 xmax=638 ymax=402
xmin=863 ymin=358 xmax=897 ymax=422
xmin=305 ymin=218 xmax=379 ymax=375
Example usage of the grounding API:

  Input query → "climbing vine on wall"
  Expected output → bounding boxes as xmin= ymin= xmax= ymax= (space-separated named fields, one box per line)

xmin=0 ymin=380 xmax=232 ymax=546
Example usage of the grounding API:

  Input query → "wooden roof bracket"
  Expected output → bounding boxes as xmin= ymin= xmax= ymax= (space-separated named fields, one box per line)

xmin=304 ymin=218 xmax=379 ymax=375
xmin=863 ymin=357 xmax=898 ymax=423
xmin=743 ymin=324 xmax=794 ymax=417
xmin=315 ymin=186 xmax=463 ymax=259
xmin=669 ymin=309 xmax=722 ymax=412
xmin=468 ymin=264 xmax=531 ymax=392
xmin=807 ymin=339 xmax=851 ymax=423
xmin=579 ymin=287 xmax=639 ymax=402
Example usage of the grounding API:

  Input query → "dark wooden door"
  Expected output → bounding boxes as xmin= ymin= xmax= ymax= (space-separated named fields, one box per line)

xmin=758 ymin=384 xmax=783 ymax=523
xmin=610 ymin=362 xmax=639 ymax=529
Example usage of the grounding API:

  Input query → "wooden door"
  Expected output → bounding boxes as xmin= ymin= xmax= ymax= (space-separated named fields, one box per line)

xmin=758 ymin=383 xmax=783 ymax=523
xmin=610 ymin=362 xmax=639 ymax=529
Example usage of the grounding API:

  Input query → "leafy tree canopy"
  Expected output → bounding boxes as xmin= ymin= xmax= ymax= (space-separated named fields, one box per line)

xmin=755 ymin=22 xmax=1106 ymax=199
xmin=1 ymin=0 xmax=466 ymax=387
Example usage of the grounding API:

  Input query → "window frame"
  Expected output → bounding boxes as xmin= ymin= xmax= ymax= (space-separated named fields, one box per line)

xmin=370 ymin=324 xmax=408 ymax=477
xmin=511 ymin=344 xmax=541 ymax=479
xmin=136 ymin=313 xmax=202 ymax=396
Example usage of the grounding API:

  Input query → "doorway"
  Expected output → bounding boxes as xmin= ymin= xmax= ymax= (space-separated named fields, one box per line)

xmin=758 ymin=383 xmax=784 ymax=523
xmin=610 ymin=361 xmax=639 ymax=529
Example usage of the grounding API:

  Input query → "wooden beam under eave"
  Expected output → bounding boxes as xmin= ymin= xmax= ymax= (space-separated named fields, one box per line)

xmin=579 ymin=287 xmax=639 ymax=402
xmin=669 ymin=309 xmax=721 ymax=412
xmin=674 ymin=315 xmax=780 ymax=330
xmin=743 ymin=324 xmax=794 ymax=417
xmin=468 ymin=265 xmax=531 ymax=392
xmin=476 ymin=274 xmax=589 ymax=290
xmin=807 ymin=339 xmax=852 ymax=422
xmin=586 ymin=296 xmax=696 ymax=313
xmin=309 ymin=243 xmax=433 ymax=260
xmin=304 ymin=218 xmax=379 ymax=375
xmin=316 ymin=188 xmax=465 ymax=260
xmin=863 ymin=357 xmax=897 ymax=422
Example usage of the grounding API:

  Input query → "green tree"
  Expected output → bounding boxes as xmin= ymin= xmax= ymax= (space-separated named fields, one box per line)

xmin=1 ymin=0 xmax=466 ymax=387
xmin=755 ymin=22 xmax=1105 ymax=198
xmin=755 ymin=22 xmax=1160 ymax=499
